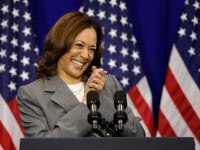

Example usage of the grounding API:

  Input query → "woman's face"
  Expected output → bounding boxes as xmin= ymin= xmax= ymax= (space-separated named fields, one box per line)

xmin=57 ymin=27 xmax=97 ymax=83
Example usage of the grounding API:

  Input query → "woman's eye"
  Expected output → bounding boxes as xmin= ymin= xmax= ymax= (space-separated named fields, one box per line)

xmin=76 ymin=44 xmax=83 ymax=48
xmin=90 ymin=48 xmax=96 ymax=52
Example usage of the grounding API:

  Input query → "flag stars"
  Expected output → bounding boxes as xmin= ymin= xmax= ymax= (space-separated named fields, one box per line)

xmin=34 ymin=47 xmax=39 ymax=55
xmin=8 ymin=81 xmax=16 ymax=91
xmin=10 ymin=37 xmax=18 ymax=47
xmin=185 ymin=0 xmax=189 ymax=5
xmin=22 ymin=27 xmax=31 ymax=36
xmin=109 ymin=28 xmax=117 ymax=38
xmin=120 ymin=47 xmax=128 ymax=57
xmin=119 ymin=1 xmax=127 ymax=11
xmin=109 ymin=0 xmax=117 ymax=7
xmin=20 ymin=71 xmax=29 ymax=81
xmin=10 ymin=52 xmax=18 ymax=62
xmin=120 ymin=63 xmax=128 ymax=72
xmin=86 ymin=8 xmax=95 ymax=17
xmin=191 ymin=16 xmax=198 ymax=26
xmin=0 ymin=34 xmax=7 ymax=44
xmin=9 ymin=67 xmax=17 ymax=77
xmin=11 ymin=23 xmax=19 ymax=32
xmin=178 ymin=27 xmax=186 ymax=37
xmin=21 ymin=41 xmax=31 ymax=51
xmin=180 ymin=13 xmax=187 ymax=22
xmin=1 ymin=19 xmax=8 ymax=29
xmin=79 ymin=6 xmax=84 ymax=13
xmin=132 ymin=51 xmax=140 ymax=60
xmin=23 ymin=0 xmax=29 ymax=6
xmin=190 ymin=31 xmax=197 ymax=41
xmin=120 ymin=32 xmax=128 ymax=42
xmin=14 ymin=0 xmax=20 ymax=3
xmin=108 ymin=44 xmax=117 ymax=54
xmin=23 ymin=11 xmax=31 ymax=21
xmin=108 ymin=59 xmax=117 ymax=69
xmin=97 ymin=10 xmax=106 ymax=20
xmin=0 ymin=63 xmax=6 ymax=73
xmin=20 ymin=56 xmax=30 ymax=66
xmin=132 ymin=65 xmax=141 ymax=76
xmin=131 ymin=35 xmax=137 ymax=45
xmin=188 ymin=47 xmax=195 ymax=56
xmin=120 ymin=77 xmax=129 ymax=87
xmin=120 ymin=16 xmax=128 ymax=26
xmin=109 ymin=13 xmax=117 ymax=23
xmin=0 ymin=49 xmax=6 ymax=58
xmin=193 ymin=1 xmax=200 ymax=10
xmin=12 ymin=8 xmax=20 ymax=18
xmin=1 ymin=5 xmax=9 ymax=14
xmin=97 ymin=0 xmax=106 ymax=5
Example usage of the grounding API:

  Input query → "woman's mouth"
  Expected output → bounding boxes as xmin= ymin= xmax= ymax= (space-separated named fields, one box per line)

xmin=71 ymin=60 xmax=85 ymax=68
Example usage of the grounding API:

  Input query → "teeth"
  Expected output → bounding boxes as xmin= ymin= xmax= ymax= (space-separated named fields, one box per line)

xmin=72 ymin=60 xmax=84 ymax=68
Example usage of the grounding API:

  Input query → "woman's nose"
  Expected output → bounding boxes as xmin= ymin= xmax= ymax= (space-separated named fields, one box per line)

xmin=80 ymin=48 xmax=89 ymax=59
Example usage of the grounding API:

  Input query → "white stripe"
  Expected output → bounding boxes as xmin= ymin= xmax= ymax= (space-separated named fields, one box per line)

xmin=160 ymin=87 xmax=199 ymax=149
xmin=156 ymin=131 xmax=161 ymax=137
xmin=0 ymin=94 xmax=24 ymax=150
xmin=0 ymin=144 xmax=3 ymax=150
xmin=137 ymin=76 xmax=153 ymax=110
xmin=169 ymin=45 xmax=200 ymax=118
xmin=127 ymin=94 xmax=151 ymax=137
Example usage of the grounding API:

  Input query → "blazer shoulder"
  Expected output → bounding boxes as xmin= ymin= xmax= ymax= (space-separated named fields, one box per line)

xmin=17 ymin=78 xmax=45 ymax=100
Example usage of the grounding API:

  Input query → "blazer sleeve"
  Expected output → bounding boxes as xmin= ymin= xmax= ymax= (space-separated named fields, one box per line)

xmin=17 ymin=85 xmax=90 ymax=138
xmin=109 ymin=75 xmax=146 ymax=137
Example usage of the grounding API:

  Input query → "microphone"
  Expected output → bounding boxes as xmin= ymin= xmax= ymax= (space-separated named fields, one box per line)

xmin=87 ymin=91 xmax=102 ymax=130
xmin=113 ymin=90 xmax=128 ymax=133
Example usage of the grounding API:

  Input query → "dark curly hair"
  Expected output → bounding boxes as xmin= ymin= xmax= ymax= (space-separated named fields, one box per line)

xmin=36 ymin=11 xmax=103 ymax=79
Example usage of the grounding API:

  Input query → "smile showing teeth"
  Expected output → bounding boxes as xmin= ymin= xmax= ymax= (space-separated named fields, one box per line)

xmin=72 ymin=60 xmax=84 ymax=68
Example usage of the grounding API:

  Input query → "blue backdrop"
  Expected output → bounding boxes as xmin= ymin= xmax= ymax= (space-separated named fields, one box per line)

xmin=29 ymin=0 xmax=185 ymax=125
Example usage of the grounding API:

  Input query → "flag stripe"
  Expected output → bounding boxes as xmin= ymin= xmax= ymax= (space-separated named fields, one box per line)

xmin=8 ymin=98 xmax=25 ymax=135
xmin=169 ymin=45 xmax=200 ymax=117
xmin=128 ymin=85 xmax=155 ymax=136
xmin=159 ymin=86 xmax=200 ymax=150
xmin=127 ymin=94 xmax=151 ymax=137
xmin=157 ymin=110 xmax=176 ymax=136
xmin=165 ymin=67 xmax=200 ymax=142
xmin=0 ymin=122 xmax=16 ymax=150
xmin=159 ymin=87 xmax=196 ymax=138
xmin=0 ymin=94 xmax=24 ymax=149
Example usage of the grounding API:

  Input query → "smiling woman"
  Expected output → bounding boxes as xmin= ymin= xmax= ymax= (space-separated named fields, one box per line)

xmin=17 ymin=11 xmax=145 ymax=138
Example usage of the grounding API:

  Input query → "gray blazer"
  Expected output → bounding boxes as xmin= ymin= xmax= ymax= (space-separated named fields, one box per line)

xmin=17 ymin=74 xmax=145 ymax=137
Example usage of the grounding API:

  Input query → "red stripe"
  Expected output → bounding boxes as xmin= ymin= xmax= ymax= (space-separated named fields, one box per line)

xmin=158 ymin=109 xmax=176 ymax=136
xmin=0 ymin=122 xmax=16 ymax=150
xmin=128 ymin=86 xmax=156 ymax=136
xmin=8 ymin=97 xmax=25 ymax=136
xmin=165 ymin=68 xmax=200 ymax=142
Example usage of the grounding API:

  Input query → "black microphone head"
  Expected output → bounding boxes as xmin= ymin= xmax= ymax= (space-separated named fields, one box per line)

xmin=87 ymin=91 xmax=100 ymax=109
xmin=114 ymin=90 xmax=127 ymax=108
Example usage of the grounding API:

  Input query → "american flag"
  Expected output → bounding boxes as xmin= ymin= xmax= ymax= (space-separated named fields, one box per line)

xmin=157 ymin=0 xmax=200 ymax=149
xmin=80 ymin=0 xmax=156 ymax=137
xmin=0 ymin=0 xmax=39 ymax=149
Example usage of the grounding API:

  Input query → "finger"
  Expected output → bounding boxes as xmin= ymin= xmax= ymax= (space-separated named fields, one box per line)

xmin=88 ymin=82 xmax=103 ymax=92
xmin=92 ymin=66 xmax=97 ymax=72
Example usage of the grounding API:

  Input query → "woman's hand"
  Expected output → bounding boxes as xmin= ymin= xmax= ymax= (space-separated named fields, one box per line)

xmin=82 ymin=66 xmax=107 ymax=104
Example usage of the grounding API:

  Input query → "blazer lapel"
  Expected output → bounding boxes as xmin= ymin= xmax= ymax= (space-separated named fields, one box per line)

xmin=44 ymin=75 xmax=80 ymax=112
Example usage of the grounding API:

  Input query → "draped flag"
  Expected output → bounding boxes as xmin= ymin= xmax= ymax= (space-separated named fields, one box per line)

xmin=157 ymin=0 xmax=200 ymax=149
xmin=0 ymin=0 xmax=39 ymax=149
xmin=80 ymin=0 xmax=155 ymax=137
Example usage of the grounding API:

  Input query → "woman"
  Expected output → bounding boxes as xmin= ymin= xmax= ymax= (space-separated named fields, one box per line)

xmin=17 ymin=11 xmax=145 ymax=137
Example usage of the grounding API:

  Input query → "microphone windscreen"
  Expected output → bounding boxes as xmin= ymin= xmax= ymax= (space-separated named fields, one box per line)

xmin=114 ymin=90 xmax=127 ymax=108
xmin=87 ymin=91 xmax=100 ymax=108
